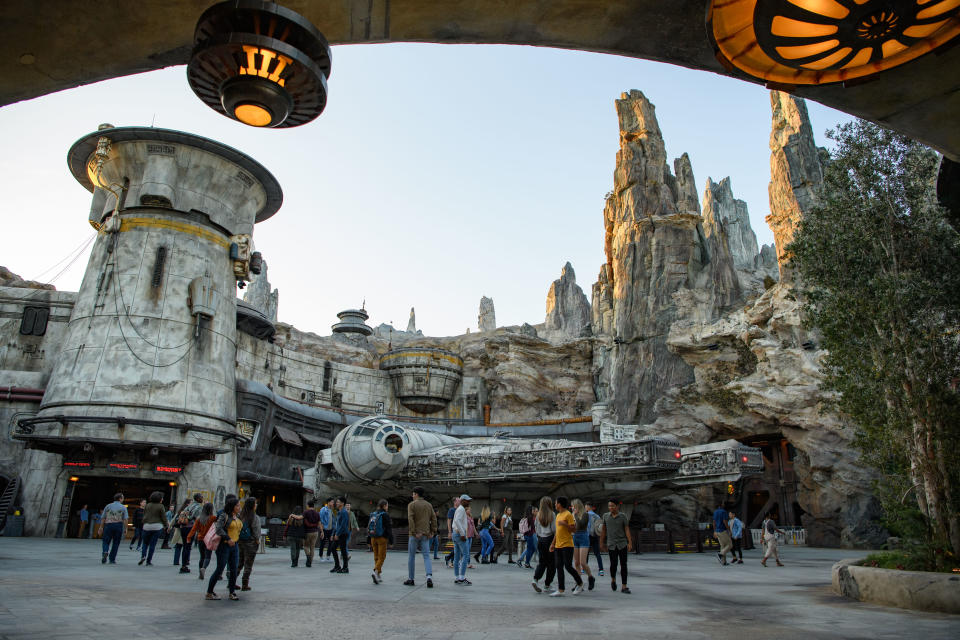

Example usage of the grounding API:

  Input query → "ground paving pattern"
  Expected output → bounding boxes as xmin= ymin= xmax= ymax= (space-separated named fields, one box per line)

xmin=0 ymin=539 xmax=957 ymax=639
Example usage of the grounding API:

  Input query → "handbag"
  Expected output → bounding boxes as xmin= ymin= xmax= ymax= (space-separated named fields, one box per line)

xmin=170 ymin=526 xmax=182 ymax=546
xmin=204 ymin=517 xmax=222 ymax=551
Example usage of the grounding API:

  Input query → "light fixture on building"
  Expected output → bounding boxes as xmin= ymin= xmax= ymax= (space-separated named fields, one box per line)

xmin=187 ymin=1 xmax=332 ymax=128
xmin=708 ymin=0 xmax=960 ymax=86
xmin=69 ymin=476 xmax=79 ymax=482
xmin=169 ymin=481 xmax=177 ymax=487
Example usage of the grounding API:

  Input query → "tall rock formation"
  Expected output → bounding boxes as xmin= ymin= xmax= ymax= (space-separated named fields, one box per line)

xmin=242 ymin=259 xmax=278 ymax=322
xmin=702 ymin=177 xmax=759 ymax=270
xmin=478 ymin=296 xmax=496 ymax=332
xmin=406 ymin=307 xmax=417 ymax=333
xmin=544 ymin=262 xmax=591 ymax=339
xmin=766 ymin=91 xmax=823 ymax=282
xmin=591 ymin=90 xmax=740 ymax=425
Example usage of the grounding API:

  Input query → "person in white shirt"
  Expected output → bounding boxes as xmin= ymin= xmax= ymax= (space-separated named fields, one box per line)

xmin=451 ymin=494 xmax=472 ymax=585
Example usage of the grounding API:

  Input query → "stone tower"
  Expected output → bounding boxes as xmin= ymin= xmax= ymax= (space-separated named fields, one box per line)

xmin=19 ymin=126 xmax=281 ymax=533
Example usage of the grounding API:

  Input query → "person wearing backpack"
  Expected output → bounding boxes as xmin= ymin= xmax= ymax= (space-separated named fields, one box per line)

xmin=179 ymin=493 xmax=204 ymax=574
xmin=285 ymin=506 xmax=306 ymax=567
xmin=761 ymin=513 xmax=785 ymax=567
xmin=585 ymin=500 xmax=605 ymax=577
xmin=205 ymin=495 xmax=242 ymax=601
xmin=237 ymin=497 xmax=261 ymax=590
xmin=368 ymin=498 xmax=394 ymax=584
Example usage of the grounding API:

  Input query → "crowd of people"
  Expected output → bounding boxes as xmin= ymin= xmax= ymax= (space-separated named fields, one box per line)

xmin=87 ymin=489 xmax=786 ymax=603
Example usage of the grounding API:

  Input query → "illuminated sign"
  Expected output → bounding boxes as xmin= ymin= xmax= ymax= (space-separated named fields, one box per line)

xmin=63 ymin=461 xmax=92 ymax=468
xmin=154 ymin=465 xmax=183 ymax=474
xmin=108 ymin=462 xmax=138 ymax=471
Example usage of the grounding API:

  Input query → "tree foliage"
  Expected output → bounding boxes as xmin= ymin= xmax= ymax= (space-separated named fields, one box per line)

xmin=790 ymin=120 xmax=960 ymax=564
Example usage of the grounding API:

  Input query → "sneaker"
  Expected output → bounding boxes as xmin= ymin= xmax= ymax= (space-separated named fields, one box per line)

xmin=340 ymin=568 xmax=349 ymax=574
xmin=427 ymin=578 xmax=433 ymax=588
xmin=717 ymin=552 xmax=723 ymax=565
xmin=549 ymin=590 xmax=564 ymax=597
xmin=404 ymin=579 xmax=415 ymax=586
xmin=228 ymin=592 xmax=239 ymax=601
xmin=572 ymin=584 xmax=583 ymax=595
xmin=461 ymin=579 xmax=472 ymax=586
xmin=330 ymin=566 xmax=341 ymax=573
xmin=138 ymin=558 xmax=146 ymax=566
xmin=611 ymin=580 xmax=617 ymax=591
xmin=776 ymin=561 xmax=784 ymax=567
xmin=372 ymin=572 xmax=379 ymax=585
xmin=761 ymin=560 xmax=767 ymax=567
xmin=205 ymin=592 xmax=220 ymax=600
xmin=531 ymin=581 xmax=542 ymax=593
xmin=622 ymin=586 xmax=632 ymax=594
xmin=588 ymin=576 xmax=596 ymax=591
xmin=524 ymin=563 xmax=532 ymax=569
xmin=199 ymin=567 xmax=205 ymax=580
xmin=454 ymin=579 xmax=464 ymax=585
xmin=599 ymin=569 xmax=604 ymax=576
xmin=241 ymin=586 xmax=251 ymax=591
xmin=101 ymin=553 xmax=107 ymax=564
xmin=179 ymin=567 xmax=190 ymax=574
xmin=145 ymin=562 xmax=153 ymax=566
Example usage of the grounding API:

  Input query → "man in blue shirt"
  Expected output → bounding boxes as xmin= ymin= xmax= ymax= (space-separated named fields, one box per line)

xmin=713 ymin=502 xmax=732 ymax=566
xmin=77 ymin=505 xmax=89 ymax=539
xmin=330 ymin=497 xmax=350 ymax=574
xmin=317 ymin=497 xmax=333 ymax=563
xmin=100 ymin=493 xmax=128 ymax=564
xmin=585 ymin=500 xmax=604 ymax=576
xmin=728 ymin=511 xmax=745 ymax=564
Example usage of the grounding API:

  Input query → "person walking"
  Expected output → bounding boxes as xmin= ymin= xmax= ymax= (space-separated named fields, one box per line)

xmin=405 ymin=486 xmax=437 ymax=587
xmin=99 ymin=493 xmax=128 ymax=564
xmin=238 ymin=497 xmax=260 ymax=591
xmin=302 ymin=499 xmax=321 ymax=567
xmin=161 ymin=504 xmax=175 ymax=549
xmin=548 ymin=496 xmax=583 ymax=597
xmin=493 ymin=506 xmax=514 ymax=564
xmin=129 ymin=499 xmax=146 ymax=551
xmin=517 ymin=506 xmax=536 ymax=568
xmin=346 ymin=502 xmax=359 ymax=555
xmin=445 ymin=497 xmax=460 ymax=568
xmin=431 ymin=507 xmax=441 ymax=560
xmin=77 ymin=504 xmax=89 ymax=539
xmin=179 ymin=493 xmax=204 ymax=574
xmin=713 ymin=502 xmax=733 ymax=566
xmin=171 ymin=499 xmax=192 ymax=566
xmin=206 ymin=495 xmax=242 ymax=601
xmin=187 ymin=502 xmax=216 ymax=580
xmin=761 ymin=514 xmax=785 ymax=567
xmin=138 ymin=491 xmax=168 ymax=566
xmin=451 ymin=494 xmax=472 ymax=585
xmin=729 ymin=511 xmax=745 ymax=564
xmin=318 ymin=497 xmax=334 ymax=563
xmin=475 ymin=506 xmax=495 ymax=564
xmin=531 ymin=496 xmax=556 ymax=594
xmin=585 ymin=500 xmax=605 ymax=577
xmin=571 ymin=499 xmax=596 ymax=590
xmin=600 ymin=500 xmax=633 ymax=594
xmin=285 ymin=505 xmax=305 ymax=567
xmin=368 ymin=498 xmax=394 ymax=584
xmin=330 ymin=497 xmax=350 ymax=573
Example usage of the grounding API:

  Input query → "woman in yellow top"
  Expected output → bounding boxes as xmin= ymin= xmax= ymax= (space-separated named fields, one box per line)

xmin=549 ymin=496 xmax=584 ymax=597
xmin=206 ymin=495 xmax=242 ymax=601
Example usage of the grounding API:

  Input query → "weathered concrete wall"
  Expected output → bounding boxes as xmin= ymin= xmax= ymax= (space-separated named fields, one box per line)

xmin=832 ymin=558 xmax=960 ymax=614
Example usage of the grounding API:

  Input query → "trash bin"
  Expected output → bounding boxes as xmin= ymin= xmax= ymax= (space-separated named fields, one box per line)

xmin=1 ymin=515 xmax=25 ymax=536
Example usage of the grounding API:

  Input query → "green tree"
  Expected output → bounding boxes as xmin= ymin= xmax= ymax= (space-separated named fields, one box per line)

xmin=790 ymin=120 xmax=960 ymax=562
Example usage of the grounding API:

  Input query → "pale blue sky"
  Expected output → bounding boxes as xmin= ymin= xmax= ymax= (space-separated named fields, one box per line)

xmin=0 ymin=44 xmax=852 ymax=337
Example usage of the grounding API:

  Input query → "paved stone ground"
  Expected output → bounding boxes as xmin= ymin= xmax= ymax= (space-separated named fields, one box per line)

xmin=0 ymin=539 xmax=957 ymax=639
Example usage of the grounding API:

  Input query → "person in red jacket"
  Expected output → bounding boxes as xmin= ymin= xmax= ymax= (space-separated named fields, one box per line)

xmin=186 ymin=503 xmax=216 ymax=580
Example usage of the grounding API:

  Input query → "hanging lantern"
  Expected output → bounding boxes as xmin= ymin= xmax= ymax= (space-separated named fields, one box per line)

xmin=187 ymin=1 xmax=332 ymax=127
xmin=708 ymin=0 xmax=960 ymax=86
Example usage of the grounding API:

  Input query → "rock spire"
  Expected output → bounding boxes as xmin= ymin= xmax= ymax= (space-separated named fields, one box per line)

xmin=544 ymin=262 xmax=591 ymax=338
xmin=478 ymin=296 xmax=495 ymax=332
xmin=702 ymin=177 xmax=759 ymax=271
xmin=406 ymin=307 xmax=416 ymax=333
xmin=766 ymin=91 xmax=824 ymax=282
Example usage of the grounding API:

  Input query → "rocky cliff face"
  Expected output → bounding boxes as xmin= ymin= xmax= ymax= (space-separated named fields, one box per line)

xmin=766 ymin=91 xmax=824 ymax=282
xmin=543 ymin=262 xmax=591 ymax=340
xmin=702 ymin=177 xmax=758 ymax=271
xmin=0 ymin=266 xmax=55 ymax=290
xmin=590 ymin=90 xmax=741 ymax=425
xmin=649 ymin=284 xmax=883 ymax=546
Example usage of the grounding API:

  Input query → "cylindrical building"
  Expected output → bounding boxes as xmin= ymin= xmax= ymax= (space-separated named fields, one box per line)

xmin=15 ymin=126 xmax=281 ymax=534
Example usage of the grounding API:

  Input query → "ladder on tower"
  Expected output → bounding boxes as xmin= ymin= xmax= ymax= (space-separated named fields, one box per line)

xmin=0 ymin=476 xmax=21 ymax=534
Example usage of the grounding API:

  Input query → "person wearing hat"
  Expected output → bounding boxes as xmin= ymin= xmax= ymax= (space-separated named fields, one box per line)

xmin=451 ymin=494 xmax=473 ymax=585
